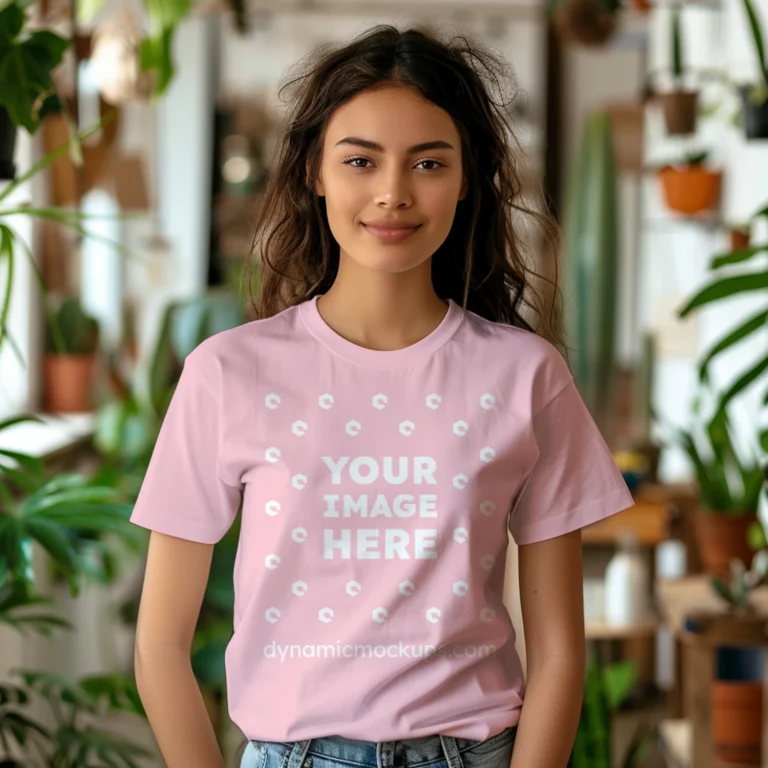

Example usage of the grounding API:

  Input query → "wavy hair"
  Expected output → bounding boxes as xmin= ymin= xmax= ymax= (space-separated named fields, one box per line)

xmin=244 ymin=24 xmax=565 ymax=354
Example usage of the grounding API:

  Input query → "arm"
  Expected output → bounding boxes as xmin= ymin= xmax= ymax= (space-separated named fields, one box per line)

xmin=509 ymin=529 xmax=585 ymax=768
xmin=134 ymin=531 xmax=225 ymax=768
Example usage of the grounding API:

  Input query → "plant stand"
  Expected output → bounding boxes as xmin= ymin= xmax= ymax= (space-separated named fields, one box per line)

xmin=657 ymin=576 xmax=768 ymax=767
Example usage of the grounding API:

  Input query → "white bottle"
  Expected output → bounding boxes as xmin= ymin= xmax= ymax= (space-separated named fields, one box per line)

xmin=604 ymin=532 xmax=650 ymax=626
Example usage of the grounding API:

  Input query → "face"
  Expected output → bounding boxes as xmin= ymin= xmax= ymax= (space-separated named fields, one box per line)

xmin=313 ymin=85 xmax=468 ymax=274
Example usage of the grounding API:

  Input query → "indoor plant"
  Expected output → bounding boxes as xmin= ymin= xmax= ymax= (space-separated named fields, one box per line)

xmin=562 ymin=110 xmax=621 ymax=440
xmin=43 ymin=295 xmax=101 ymax=413
xmin=656 ymin=6 xmax=699 ymax=135
xmin=707 ymin=550 xmax=768 ymax=764
xmin=672 ymin=396 xmax=765 ymax=579
xmin=549 ymin=0 xmax=621 ymax=47
xmin=677 ymin=199 xmax=768 ymax=454
xmin=657 ymin=149 xmax=721 ymax=216
xmin=738 ymin=0 xmax=768 ymax=140
xmin=0 ymin=414 xmax=151 ymax=764
xmin=0 ymin=0 xmax=69 ymax=180
xmin=567 ymin=658 xmax=656 ymax=768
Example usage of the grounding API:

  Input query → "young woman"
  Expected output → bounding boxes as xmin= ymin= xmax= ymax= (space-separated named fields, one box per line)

xmin=130 ymin=24 xmax=634 ymax=768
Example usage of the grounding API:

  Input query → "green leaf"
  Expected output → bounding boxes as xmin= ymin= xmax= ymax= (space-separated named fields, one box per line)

xmin=710 ymin=243 xmax=768 ymax=269
xmin=717 ymin=353 xmax=768 ymax=415
xmin=697 ymin=308 xmax=768 ymax=383
xmin=0 ymin=1 xmax=23 ymax=42
xmin=139 ymin=0 xmax=190 ymax=97
xmin=0 ymin=224 xmax=14 ymax=354
xmin=742 ymin=0 xmax=768 ymax=89
xmin=604 ymin=660 xmax=637 ymax=709
xmin=678 ymin=270 xmax=768 ymax=316
xmin=672 ymin=6 xmax=683 ymax=81
xmin=0 ymin=10 xmax=70 ymax=133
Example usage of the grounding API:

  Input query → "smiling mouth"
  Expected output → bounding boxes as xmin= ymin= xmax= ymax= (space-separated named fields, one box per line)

xmin=362 ymin=223 xmax=423 ymax=242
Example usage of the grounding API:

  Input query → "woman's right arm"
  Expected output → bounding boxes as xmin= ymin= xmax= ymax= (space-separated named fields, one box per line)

xmin=134 ymin=530 xmax=225 ymax=768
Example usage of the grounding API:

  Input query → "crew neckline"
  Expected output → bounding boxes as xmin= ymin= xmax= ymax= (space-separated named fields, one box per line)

xmin=299 ymin=294 xmax=465 ymax=369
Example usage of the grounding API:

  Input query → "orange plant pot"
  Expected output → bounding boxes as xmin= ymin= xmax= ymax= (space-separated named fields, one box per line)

xmin=43 ymin=354 xmax=97 ymax=412
xmin=730 ymin=227 xmax=751 ymax=251
xmin=712 ymin=681 xmax=763 ymax=764
xmin=658 ymin=166 xmax=721 ymax=216
xmin=694 ymin=510 xmax=757 ymax=580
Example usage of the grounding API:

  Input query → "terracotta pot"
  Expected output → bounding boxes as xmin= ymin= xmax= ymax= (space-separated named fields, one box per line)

xmin=43 ymin=354 xmax=97 ymax=412
xmin=555 ymin=0 xmax=618 ymax=46
xmin=712 ymin=681 xmax=763 ymax=764
xmin=730 ymin=227 xmax=751 ymax=251
xmin=658 ymin=166 xmax=721 ymax=216
xmin=694 ymin=509 xmax=757 ymax=579
xmin=657 ymin=90 xmax=699 ymax=135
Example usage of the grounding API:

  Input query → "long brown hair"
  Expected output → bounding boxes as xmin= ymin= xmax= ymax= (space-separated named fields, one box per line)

xmin=244 ymin=24 xmax=565 ymax=354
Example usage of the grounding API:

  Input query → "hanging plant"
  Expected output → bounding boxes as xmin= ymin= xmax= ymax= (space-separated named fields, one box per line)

xmin=656 ymin=6 xmax=699 ymax=135
xmin=739 ymin=0 xmax=768 ymax=139
xmin=550 ymin=0 xmax=621 ymax=47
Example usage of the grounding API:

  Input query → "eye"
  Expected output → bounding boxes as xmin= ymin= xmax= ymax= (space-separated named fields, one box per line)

xmin=415 ymin=159 xmax=446 ymax=171
xmin=342 ymin=156 xmax=372 ymax=169
xmin=341 ymin=157 xmax=446 ymax=171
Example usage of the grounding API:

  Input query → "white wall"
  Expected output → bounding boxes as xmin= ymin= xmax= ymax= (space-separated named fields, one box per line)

xmin=639 ymin=0 xmax=768 ymax=484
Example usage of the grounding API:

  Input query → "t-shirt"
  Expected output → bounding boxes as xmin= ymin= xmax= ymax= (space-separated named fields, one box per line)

xmin=129 ymin=293 xmax=635 ymax=743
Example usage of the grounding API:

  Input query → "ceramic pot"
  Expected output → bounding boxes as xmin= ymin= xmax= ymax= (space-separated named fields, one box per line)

xmin=43 ymin=354 xmax=97 ymax=412
xmin=694 ymin=509 xmax=757 ymax=579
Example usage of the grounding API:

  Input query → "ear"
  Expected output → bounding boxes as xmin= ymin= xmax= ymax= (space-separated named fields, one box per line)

xmin=458 ymin=176 xmax=468 ymax=201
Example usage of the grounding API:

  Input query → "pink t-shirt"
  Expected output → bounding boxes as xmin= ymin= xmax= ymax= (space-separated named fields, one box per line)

xmin=129 ymin=294 xmax=634 ymax=742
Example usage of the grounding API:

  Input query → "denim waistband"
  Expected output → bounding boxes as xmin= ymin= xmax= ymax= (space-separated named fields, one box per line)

xmin=250 ymin=724 xmax=517 ymax=768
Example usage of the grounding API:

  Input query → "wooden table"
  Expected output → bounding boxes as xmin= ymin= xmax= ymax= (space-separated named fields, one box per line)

xmin=657 ymin=576 xmax=768 ymax=768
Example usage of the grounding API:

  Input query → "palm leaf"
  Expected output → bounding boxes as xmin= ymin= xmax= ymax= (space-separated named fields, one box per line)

xmin=697 ymin=308 xmax=768 ymax=383
xmin=678 ymin=270 xmax=768 ymax=317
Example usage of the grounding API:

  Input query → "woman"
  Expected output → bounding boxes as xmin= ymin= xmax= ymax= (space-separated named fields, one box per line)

xmin=130 ymin=24 xmax=634 ymax=768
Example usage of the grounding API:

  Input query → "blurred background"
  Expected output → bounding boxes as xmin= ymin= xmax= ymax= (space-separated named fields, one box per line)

xmin=1 ymin=0 xmax=768 ymax=765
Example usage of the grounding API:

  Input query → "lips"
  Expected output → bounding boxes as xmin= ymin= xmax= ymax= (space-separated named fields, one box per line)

xmin=362 ymin=222 xmax=421 ymax=231
xmin=362 ymin=223 xmax=422 ymax=242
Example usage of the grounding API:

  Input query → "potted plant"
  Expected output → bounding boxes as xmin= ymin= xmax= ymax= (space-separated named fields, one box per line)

xmin=677 ymin=199 xmax=768 ymax=455
xmin=656 ymin=6 xmax=699 ymax=135
xmin=738 ymin=0 xmax=768 ymax=140
xmin=567 ymin=657 xmax=657 ymax=768
xmin=706 ymin=550 xmax=768 ymax=763
xmin=0 ymin=414 xmax=153 ymax=764
xmin=550 ymin=0 xmax=621 ymax=47
xmin=0 ymin=1 xmax=70 ymax=180
xmin=658 ymin=149 xmax=721 ymax=216
xmin=672 ymin=399 xmax=765 ymax=579
xmin=43 ymin=295 xmax=101 ymax=413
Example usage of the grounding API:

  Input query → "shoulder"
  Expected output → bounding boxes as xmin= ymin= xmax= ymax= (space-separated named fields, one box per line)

xmin=182 ymin=303 xmax=300 ymax=390
xmin=461 ymin=308 xmax=572 ymax=411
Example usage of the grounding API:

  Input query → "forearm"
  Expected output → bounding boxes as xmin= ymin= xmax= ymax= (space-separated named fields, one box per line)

xmin=135 ymin=644 xmax=225 ymax=768
xmin=509 ymin=657 xmax=584 ymax=768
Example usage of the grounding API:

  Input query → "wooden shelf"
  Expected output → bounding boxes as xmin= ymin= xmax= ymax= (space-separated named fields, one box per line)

xmin=659 ymin=718 xmax=761 ymax=768
xmin=581 ymin=499 xmax=675 ymax=545
xmin=585 ymin=618 xmax=660 ymax=640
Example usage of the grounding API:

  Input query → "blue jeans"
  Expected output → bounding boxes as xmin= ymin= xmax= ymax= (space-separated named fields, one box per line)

xmin=240 ymin=725 xmax=517 ymax=767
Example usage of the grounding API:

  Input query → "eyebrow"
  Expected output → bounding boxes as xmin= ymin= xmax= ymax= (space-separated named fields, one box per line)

xmin=334 ymin=137 xmax=455 ymax=153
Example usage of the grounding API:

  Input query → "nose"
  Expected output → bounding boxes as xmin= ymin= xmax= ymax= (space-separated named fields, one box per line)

xmin=374 ymin=167 xmax=413 ymax=208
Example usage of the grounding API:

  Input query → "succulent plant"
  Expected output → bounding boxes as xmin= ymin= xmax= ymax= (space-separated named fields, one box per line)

xmin=711 ymin=549 xmax=768 ymax=610
xmin=45 ymin=295 xmax=100 ymax=355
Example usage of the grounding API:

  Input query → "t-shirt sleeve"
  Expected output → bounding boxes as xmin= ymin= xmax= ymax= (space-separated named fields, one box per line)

xmin=507 ymin=377 xmax=635 ymax=545
xmin=129 ymin=346 xmax=243 ymax=544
